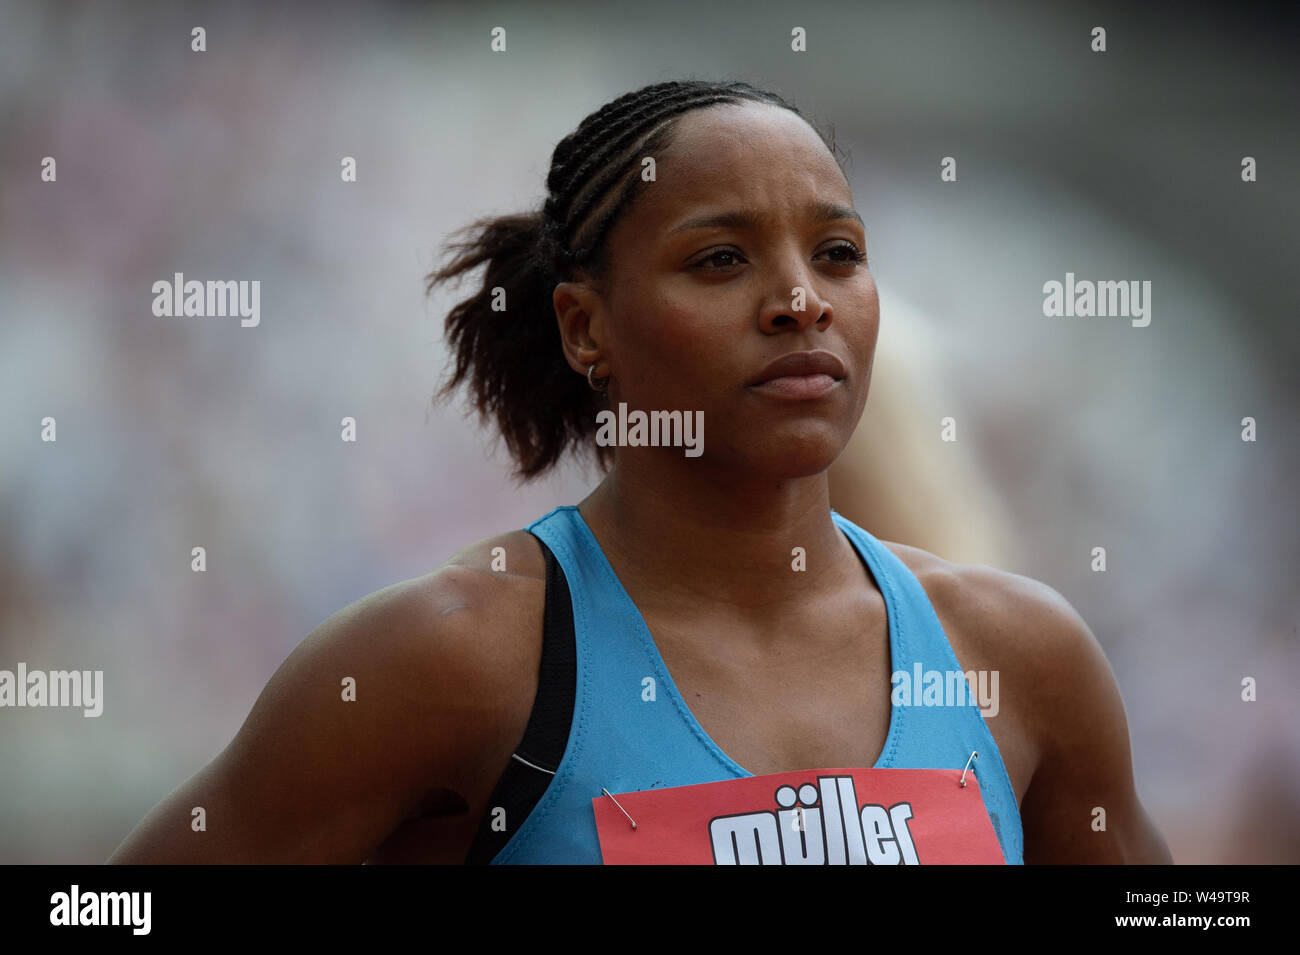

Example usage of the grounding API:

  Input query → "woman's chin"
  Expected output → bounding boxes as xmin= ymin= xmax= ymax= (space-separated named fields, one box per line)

xmin=742 ymin=436 xmax=845 ymax=480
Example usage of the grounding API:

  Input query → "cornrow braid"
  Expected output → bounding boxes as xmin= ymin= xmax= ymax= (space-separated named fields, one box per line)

xmin=427 ymin=78 xmax=837 ymax=482
xmin=540 ymin=80 xmax=810 ymax=283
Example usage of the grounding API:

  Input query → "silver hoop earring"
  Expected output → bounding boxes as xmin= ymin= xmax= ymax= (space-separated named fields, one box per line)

xmin=587 ymin=363 xmax=609 ymax=393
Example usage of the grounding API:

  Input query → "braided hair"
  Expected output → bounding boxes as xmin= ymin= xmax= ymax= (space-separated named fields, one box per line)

xmin=425 ymin=78 xmax=840 ymax=482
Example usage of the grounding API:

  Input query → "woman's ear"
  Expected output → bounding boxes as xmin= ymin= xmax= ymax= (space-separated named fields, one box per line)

xmin=554 ymin=280 xmax=609 ymax=377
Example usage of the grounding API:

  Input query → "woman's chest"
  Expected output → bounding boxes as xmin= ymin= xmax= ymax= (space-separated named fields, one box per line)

xmin=642 ymin=608 xmax=1037 ymax=805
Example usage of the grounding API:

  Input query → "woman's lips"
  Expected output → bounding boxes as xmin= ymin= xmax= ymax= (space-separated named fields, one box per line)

xmin=746 ymin=350 xmax=848 ymax=390
xmin=747 ymin=373 xmax=841 ymax=399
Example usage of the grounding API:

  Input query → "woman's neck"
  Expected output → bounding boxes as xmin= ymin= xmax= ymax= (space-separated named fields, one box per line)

xmin=577 ymin=455 xmax=861 ymax=625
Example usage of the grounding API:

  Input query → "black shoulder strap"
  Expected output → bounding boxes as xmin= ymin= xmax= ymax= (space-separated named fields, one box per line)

xmin=463 ymin=533 xmax=576 ymax=864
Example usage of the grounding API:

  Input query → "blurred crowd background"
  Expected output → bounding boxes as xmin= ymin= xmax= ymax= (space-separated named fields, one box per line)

xmin=1 ymin=0 xmax=1296 ymax=863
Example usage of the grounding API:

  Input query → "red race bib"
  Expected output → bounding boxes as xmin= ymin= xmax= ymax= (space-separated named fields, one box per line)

xmin=593 ymin=768 xmax=1004 ymax=865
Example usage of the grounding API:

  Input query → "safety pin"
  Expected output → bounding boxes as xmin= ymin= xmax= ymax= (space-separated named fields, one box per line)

xmin=511 ymin=752 xmax=556 ymax=776
xmin=601 ymin=788 xmax=638 ymax=830
xmin=959 ymin=751 xmax=978 ymax=788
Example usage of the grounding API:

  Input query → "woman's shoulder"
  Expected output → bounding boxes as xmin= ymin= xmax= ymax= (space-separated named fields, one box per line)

xmin=878 ymin=540 xmax=1169 ymax=862
xmin=878 ymin=538 xmax=1096 ymax=669
xmin=879 ymin=539 xmax=1128 ymax=810
xmin=376 ymin=528 xmax=548 ymax=676
xmin=430 ymin=528 xmax=548 ymax=615
xmin=302 ymin=529 xmax=549 ymax=731
xmin=879 ymin=536 xmax=1126 ymax=753
xmin=878 ymin=537 xmax=1081 ymax=641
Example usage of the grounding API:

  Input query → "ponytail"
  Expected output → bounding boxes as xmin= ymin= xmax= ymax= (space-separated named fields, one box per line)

xmin=425 ymin=211 xmax=610 ymax=482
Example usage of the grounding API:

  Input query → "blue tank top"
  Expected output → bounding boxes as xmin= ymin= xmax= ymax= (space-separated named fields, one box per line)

xmin=491 ymin=504 xmax=1024 ymax=864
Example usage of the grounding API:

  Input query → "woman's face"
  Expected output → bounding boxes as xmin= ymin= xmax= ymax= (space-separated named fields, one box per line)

xmin=585 ymin=100 xmax=880 ymax=480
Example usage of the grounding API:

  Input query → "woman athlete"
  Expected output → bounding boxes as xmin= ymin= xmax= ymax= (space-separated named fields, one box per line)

xmin=110 ymin=79 xmax=1173 ymax=865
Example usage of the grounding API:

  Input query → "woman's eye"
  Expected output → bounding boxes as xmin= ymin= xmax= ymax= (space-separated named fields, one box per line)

xmin=691 ymin=242 xmax=867 ymax=271
xmin=692 ymin=248 xmax=745 ymax=271
xmin=822 ymin=241 xmax=868 ymax=264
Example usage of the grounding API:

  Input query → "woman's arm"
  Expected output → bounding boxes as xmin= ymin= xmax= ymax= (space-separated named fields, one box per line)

xmin=1008 ymin=579 xmax=1174 ymax=864
xmin=107 ymin=559 xmax=534 ymax=864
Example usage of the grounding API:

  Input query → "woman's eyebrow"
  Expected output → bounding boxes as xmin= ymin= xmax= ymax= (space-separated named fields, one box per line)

xmin=667 ymin=201 xmax=864 ymax=236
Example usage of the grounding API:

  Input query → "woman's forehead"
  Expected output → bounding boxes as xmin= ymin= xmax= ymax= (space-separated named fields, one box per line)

xmin=665 ymin=101 xmax=836 ymax=172
xmin=636 ymin=108 xmax=850 ymax=226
